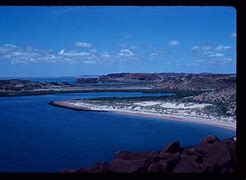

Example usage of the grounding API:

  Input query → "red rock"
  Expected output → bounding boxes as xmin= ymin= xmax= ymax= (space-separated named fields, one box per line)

xmin=223 ymin=137 xmax=236 ymax=157
xmin=61 ymin=168 xmax=76 ymax=173
xmin=115 ymin=151 xmax=158 ymax=160
xmin=159 ymin=151 xmax=172 ymax=159
xmin=161 ymin=141 xmax=183 ymax=154
xmin=195 ymin=140 xmax=232 ymax=169
xmin=75 ymin=135 xmax=235 ymax=173
xmin=88 ymin=162 xmax=111 ymax=173
xmin=108 ymin=158 xmax=154 ymax=173
xmin=173 ymin=155 xmax=204 ymax=173
xmin=203 ymin=135 xmax=220 ymax=144
xmin=147 ymin=160 xmax=169 ymax=173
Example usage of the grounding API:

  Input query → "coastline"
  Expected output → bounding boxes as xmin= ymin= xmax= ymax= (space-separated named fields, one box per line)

xmin=49 ymin=101 xmax=236 ymax=131
xmin=112 ymin=110 xmax=236 ymax=131
xmin=0 ymin=87 xmax=165 ymax=97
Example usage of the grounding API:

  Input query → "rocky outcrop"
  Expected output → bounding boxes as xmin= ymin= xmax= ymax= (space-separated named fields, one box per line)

xmin=115 ymin=151 xmax=159 ymax=160
xmin=71 ymin=135 xmax=236 ymax=173
xmin=160 ymin=141 xmax=183 ymax=154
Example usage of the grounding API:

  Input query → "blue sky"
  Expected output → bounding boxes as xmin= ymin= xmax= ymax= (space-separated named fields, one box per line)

xmin=0 ymin=6 xmax=236 ymax=77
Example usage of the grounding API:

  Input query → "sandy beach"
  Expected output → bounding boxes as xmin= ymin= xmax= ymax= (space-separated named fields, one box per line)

xmin=50 ymin=101 xmax=236 ymax=131
xmin=112 ymin=110 xmax=236 ymax=131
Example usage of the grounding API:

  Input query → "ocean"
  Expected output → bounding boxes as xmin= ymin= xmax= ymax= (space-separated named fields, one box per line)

xmin=0 ymin=92 xmax=235 ymax=172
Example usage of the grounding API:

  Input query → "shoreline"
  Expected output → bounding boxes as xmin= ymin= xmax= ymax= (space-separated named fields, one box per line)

xmin=49 ymin=101 xmax=236 ymax=131
xmin=111 ymin=110 xmax=236 ymax=131
xmin=0 ymin=87 xmax=171 ymax=97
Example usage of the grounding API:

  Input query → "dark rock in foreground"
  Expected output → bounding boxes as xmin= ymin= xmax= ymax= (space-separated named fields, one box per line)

xmin=71 ymin=135 xmax=236 ymax=173
xmin=115 ymin=151 xmax=159 ymax=160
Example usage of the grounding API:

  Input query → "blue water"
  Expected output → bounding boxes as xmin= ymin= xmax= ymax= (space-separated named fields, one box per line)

xmin=0 ymin=92 xmax=235 ymax=172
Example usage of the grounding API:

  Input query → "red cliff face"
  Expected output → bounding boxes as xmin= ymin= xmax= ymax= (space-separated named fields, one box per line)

xmin=67 ymin=135 xmax=236 ymax=173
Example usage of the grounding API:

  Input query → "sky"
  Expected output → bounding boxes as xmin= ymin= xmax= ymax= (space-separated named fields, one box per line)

xmin=0 ymin=6 xmax=236 ymax=77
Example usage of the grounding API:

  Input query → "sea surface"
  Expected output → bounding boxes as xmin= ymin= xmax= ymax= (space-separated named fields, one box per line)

xmin=0 ymin=92 xmax=235 ymax=172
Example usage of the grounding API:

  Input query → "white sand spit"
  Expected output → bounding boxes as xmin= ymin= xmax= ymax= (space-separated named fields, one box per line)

xmin=134 ymin=101 xmax=162 ymax=106
xmin=159 ymin=102 xmax=211 ymax=109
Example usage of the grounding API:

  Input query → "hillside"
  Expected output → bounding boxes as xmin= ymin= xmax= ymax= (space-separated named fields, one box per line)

xmin=77 ymin=73 xmax=236 ymax=91
xmin=76 ymin=72 xmax=236 ymax=118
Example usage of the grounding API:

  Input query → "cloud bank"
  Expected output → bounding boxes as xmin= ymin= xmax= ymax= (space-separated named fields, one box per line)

xmin=0 ymin=40 xmax=235 ymax=70
xmin=0 ymin=44 xmax=138 ymax=64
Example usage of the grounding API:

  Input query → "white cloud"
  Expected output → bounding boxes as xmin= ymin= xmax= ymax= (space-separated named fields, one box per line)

xmin=192 ymin=44 xmax=219 ymax=52
xmin=231 ymin=32 xmax=236 ymax=38
xmin=0 ymin=42 xmax=170 ymax=65
xmin=119 ymin=49 xmax=134 ymax=56
xmin=43 ymin=54 xmax=56 ymax=60
xmin=59 ymin=50 xmax=90 ymax=57
xmin=4 ymin=44 xmax=17 ymax=48
xmin=208 ymin=53 xmax=224 ymax=57
xmin=215 ymin=45 xmax=232 ymax=51
xmin=168 ymin=40 xmax=180 ymax=46
xmin=0 ymin=44 xmax=95 ymax=64
xmin=0 ymin=43 xmax=137 ymax=64
xmin=191 ymin=46 xmax=200 ymax=50
xmin=75 ymin=42 xmax=92 ymax=48
xmin=58 ymin=50 xmax=90 ymax=57
xmin=191 ymin=43 xmax=235 ymax=66
xmin=192 ymin=44 xmax=233 ymax=52
xmin=223 ymin=58 xmax=232 ymax=62
xmin=150 ymin=52 xmax=159 ymax=56
xmin=200 ymin=46 xmax=211 ymax=51
xmin=101 ymin=53 xmax=111 ymax=58
xmin=215 ymin=53 xmax=224 ymax=57
xmin=59 ymin=49 xmax=65 ymax=54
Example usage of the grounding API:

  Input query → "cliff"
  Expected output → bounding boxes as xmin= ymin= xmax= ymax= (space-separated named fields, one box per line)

xmin=64 ymin=135 xmax=236 ymax=173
